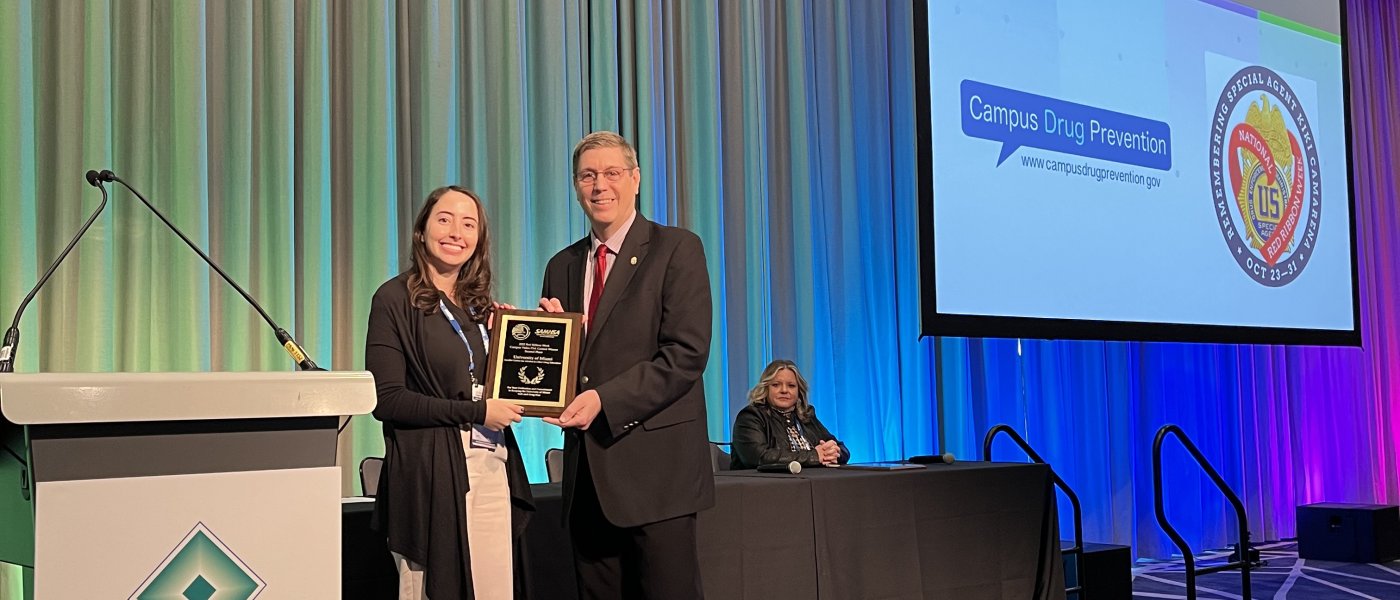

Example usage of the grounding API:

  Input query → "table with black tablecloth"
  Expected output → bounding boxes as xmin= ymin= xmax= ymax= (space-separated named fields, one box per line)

xmin=784 ymin=463 xmax=1064 ymax=599
xmin=344 ymin=462 xmax=1064 ymax=600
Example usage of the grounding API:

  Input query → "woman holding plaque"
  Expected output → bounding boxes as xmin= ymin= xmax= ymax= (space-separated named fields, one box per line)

xmin=730 ymin=359 xmax=850 ymax=470
xmin=365 ymin=185 xmax=533 ymax=600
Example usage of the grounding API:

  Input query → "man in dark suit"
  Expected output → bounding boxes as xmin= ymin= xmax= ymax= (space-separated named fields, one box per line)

xmin=539 ymin=131 xmax=715 ymax=599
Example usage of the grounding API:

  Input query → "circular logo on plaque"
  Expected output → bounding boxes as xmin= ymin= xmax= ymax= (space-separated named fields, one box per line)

xmin=511 ymin=323 xmax=532 ymax=341
xmin=1208 ymin=65 xmax=1321 ymax=287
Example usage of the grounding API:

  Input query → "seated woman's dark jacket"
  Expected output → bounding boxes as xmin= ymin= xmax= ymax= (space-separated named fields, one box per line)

xmin=730 ymin=403 xmax=851 ymax=469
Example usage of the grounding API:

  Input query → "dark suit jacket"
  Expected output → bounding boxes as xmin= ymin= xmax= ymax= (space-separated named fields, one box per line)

xmin=541 ymin=215 xmax=716 ymax=528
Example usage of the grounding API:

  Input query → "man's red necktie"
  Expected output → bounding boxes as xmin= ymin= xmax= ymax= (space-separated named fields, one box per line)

xmin=588 ymin=244 xmax=608 ymax=323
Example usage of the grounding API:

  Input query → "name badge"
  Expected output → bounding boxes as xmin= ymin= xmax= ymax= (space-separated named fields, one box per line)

xmin=468 ymin=384 xmax=502 ymax=449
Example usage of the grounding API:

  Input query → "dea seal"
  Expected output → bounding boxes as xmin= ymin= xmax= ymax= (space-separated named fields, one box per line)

xmin=1209 ymin=65 xmax=1321 ymax=287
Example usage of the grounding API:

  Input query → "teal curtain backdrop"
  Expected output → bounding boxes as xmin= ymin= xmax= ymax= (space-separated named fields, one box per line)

xmin=1 ymin=1 xmax=1397 ymax=593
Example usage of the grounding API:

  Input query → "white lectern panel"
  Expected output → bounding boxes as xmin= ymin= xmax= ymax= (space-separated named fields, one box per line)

xmin=0 ymin=371 xmax=375 ymax=424
xmin=35 ymin=467 xmax=339 ymax=599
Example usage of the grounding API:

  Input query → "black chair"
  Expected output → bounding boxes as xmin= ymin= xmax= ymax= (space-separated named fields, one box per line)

xmin=709 ymin=442 xmax=731 ymax=472
xmin=545 ymin=448 xmax=564 ymax=483
xmin=359 ymin=456 xmax=384 ymax=497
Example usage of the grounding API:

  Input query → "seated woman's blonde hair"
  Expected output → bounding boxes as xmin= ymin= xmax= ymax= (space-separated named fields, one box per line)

xmin=746 ymin=359 xmax=815 ymax=422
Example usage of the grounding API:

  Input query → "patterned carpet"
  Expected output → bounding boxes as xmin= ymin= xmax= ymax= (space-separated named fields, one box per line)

xmin=1132 ymin=541 xmax=1400 ymax=599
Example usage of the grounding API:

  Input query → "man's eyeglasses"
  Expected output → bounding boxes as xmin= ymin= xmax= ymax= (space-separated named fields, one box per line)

xmin=575 ymin=167 xmax=633 ymax=185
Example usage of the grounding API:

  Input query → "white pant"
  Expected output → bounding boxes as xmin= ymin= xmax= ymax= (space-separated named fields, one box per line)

xmin=393 ymin=436 xmax=513 ymax=600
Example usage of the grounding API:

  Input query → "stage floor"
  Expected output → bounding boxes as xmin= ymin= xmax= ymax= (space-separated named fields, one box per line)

xmin=1131 ymin=540 xmax=1400 ymax=599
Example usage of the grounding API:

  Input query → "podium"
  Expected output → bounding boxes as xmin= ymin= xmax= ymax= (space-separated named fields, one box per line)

xmin=0 ymin=371 xmax=375 ymax=599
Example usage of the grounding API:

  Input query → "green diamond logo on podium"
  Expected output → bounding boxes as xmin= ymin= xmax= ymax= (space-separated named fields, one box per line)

xmin=131 ymin=522 xmax=266 ymax=600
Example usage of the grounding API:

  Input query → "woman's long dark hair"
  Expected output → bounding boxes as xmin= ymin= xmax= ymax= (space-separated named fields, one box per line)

xmin=405 ymin=186 xmax=494 ymax=323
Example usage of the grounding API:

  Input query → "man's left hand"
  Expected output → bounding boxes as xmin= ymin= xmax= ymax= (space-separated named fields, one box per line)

xmin=545 ymin=389 xmax=601 ymax=430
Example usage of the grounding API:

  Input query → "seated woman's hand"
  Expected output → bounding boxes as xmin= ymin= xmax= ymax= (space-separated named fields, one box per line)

xmin=817 ymin=440 xmax=841 ymax=465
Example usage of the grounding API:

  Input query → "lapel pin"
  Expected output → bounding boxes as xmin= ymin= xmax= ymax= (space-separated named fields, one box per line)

xmin=630 ymin=256 xmax=637 ymax=265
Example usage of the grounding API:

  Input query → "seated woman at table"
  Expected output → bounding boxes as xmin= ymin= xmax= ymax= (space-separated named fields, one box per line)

xmin=731 ymin=359 xmax=850 ymax=469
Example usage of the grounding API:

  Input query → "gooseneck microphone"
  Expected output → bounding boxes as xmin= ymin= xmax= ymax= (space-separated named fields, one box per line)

xmin=0 ymin=172 xmax=111 ymax=373
xmin=98 ymin=170 xmax=321 ymax=371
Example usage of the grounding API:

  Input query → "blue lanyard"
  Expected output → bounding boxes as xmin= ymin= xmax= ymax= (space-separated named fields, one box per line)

xmin=438 ymin=300 xmax=489 ymax=386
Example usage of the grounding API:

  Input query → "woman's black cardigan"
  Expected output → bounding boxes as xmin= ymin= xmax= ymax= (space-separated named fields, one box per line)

xmin=364 ymin=272 xmax=534 ymax=599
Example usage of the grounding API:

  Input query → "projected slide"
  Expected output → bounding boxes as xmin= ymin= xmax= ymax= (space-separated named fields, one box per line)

xmin=918 ymin=0 xmax=1357 ymax=344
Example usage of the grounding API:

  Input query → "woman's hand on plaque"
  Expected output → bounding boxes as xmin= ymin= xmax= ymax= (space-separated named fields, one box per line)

xmin=484 ymin=399 xmax=525 ymax=431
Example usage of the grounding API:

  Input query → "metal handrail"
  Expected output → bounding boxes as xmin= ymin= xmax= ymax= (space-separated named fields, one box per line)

xmin=1151 ymin=424 xmax=1252 ymax=600
xmin=983 ymin=424 xmax=1084 ymax=597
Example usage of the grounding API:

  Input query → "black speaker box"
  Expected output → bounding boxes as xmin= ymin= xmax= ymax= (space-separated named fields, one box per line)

xmin=1297 ymin=503 xmax=1400 ymax=563
xmin=1063 ymin=541 xmax=1132 ymax=600
xmin=342 ymin=501 xmax=398 ymax=599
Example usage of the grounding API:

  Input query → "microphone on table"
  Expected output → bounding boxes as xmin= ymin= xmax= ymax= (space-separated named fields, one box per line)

xmin=757 ymin=461 xmax=802 ymax=474
xmin=98 ymin=170 xmax=323 ymax=371
xmin=907 ymin=452 xmax=957 ymax=465
xmin=0 ymin=171 xmax=111 ymax=373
